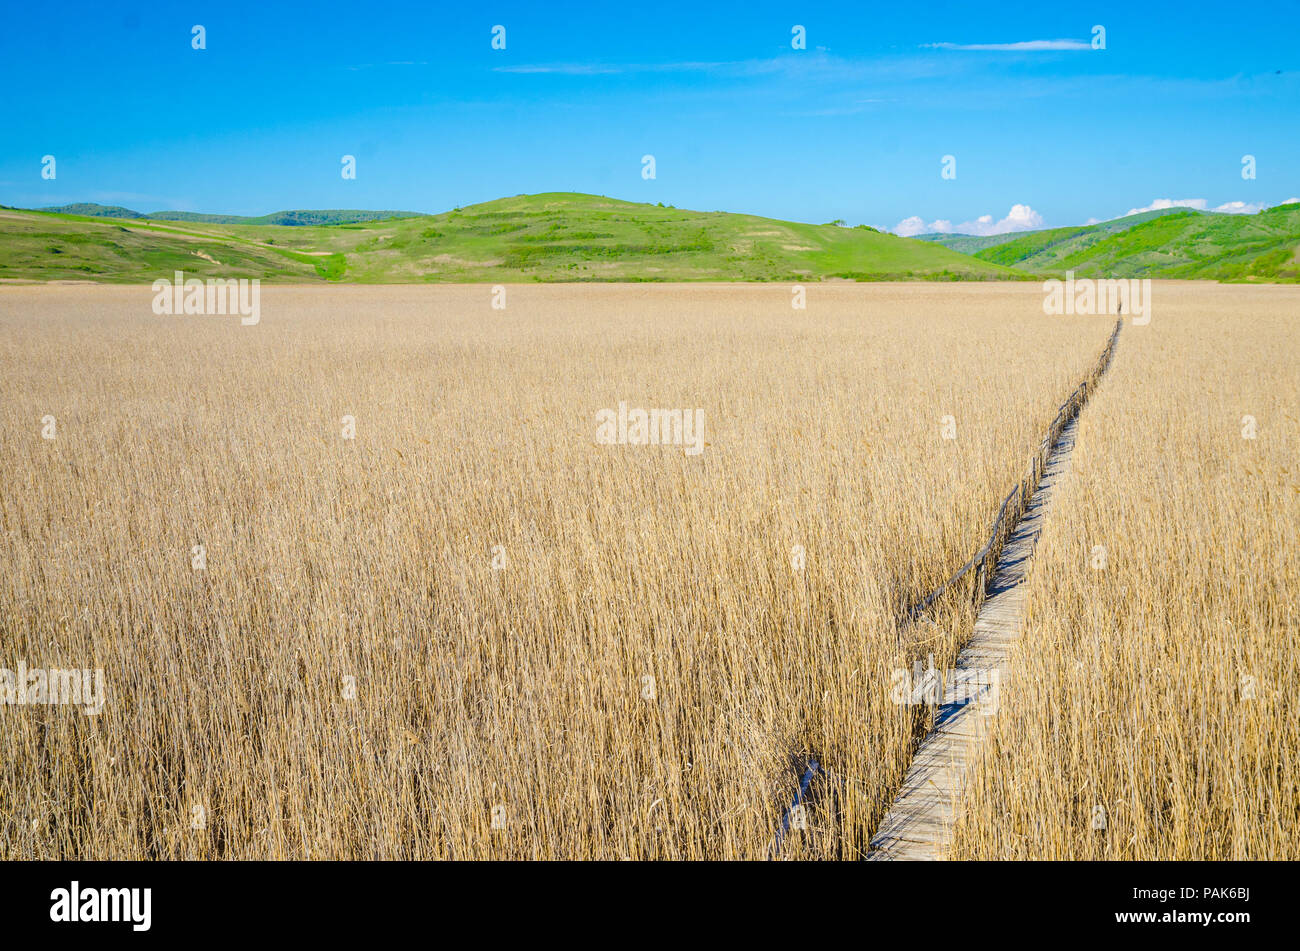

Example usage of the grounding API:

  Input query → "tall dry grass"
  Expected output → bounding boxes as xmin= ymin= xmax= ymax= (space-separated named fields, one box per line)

xmin=953 ymin=284 xmax=1300 ymax=859
xmin=0 ymin=283 xmax=1109 ymax=859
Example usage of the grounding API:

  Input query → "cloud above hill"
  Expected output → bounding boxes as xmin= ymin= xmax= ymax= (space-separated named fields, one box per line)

xmin=1213 ymin=201 xmax=1267 ymax=214
xmin=1123 ymin=198 xmax=1208 ymax=215
xmin=893 ymin=203 xmax=1044 ymax=237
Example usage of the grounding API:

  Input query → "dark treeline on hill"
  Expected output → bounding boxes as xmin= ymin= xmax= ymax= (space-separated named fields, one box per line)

xmin=35 ymin=203 xmax=423 ymax=226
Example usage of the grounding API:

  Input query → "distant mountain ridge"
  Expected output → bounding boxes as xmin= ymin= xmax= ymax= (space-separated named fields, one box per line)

xmin=36 ymin=203 xmax=423 ymax=226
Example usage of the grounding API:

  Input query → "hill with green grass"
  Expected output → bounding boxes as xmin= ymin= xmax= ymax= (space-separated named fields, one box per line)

xmin=0 ymin=193 xmax=1026 ymax=283
xmin=966 ymin=204 xmax=1300 ymax=281
xmin=913 ymin=208 xmax=1191 ymax=256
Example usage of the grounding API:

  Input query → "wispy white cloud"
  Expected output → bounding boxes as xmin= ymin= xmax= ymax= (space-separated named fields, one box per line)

xmin=494 ymin=53 xmax=954 ymax=84
xmin=345 ymin=61 xmax=430 ymax=71
xmin=923 ymin=40 xmax=1092 ymax=52
xmin=893 ymin=203 xmax=1044 ymax=237
xmin=783 ymin=98 xmax=895 ymax=117
xmin=493 ymin=61 xmax=726 ymax=75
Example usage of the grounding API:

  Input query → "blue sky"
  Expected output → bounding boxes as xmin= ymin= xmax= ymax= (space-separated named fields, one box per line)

xmin=2 ymin=0 xmax=1297 ymax=233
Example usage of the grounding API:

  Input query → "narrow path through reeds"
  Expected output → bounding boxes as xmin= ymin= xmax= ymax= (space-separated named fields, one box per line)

xmin=867 ymin=319 xmax=1122 ymax=860
xmin=771 ymin=318 xmax=1123 ymax=860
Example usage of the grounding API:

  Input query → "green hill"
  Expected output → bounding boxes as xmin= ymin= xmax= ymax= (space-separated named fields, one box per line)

xmin=1 ymin=193 xmax=1027 ymax=283
xmin=914 ymin=209 xmax=1194 ymax=256
xmin=969 ymin=205 xmax=1300 ymax=281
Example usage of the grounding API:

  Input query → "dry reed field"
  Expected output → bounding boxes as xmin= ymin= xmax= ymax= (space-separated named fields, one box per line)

xmin=0 ymin=283 xmax=1112 ymax=859
xmin=953 ymin=283 xmax=1300 ymax=859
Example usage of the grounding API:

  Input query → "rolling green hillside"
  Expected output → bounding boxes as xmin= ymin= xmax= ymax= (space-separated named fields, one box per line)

xmin=914 ymin=208 xmax=1189 ymax=256
xmin=0 ymin=193 xmax=1026 ymax=283
xmin=970 ymin=205 xmax=1300 ymax=281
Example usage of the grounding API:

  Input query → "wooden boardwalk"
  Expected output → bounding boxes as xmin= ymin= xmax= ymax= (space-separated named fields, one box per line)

xmin=868 ymin=415 xmax=1081 ymax=860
